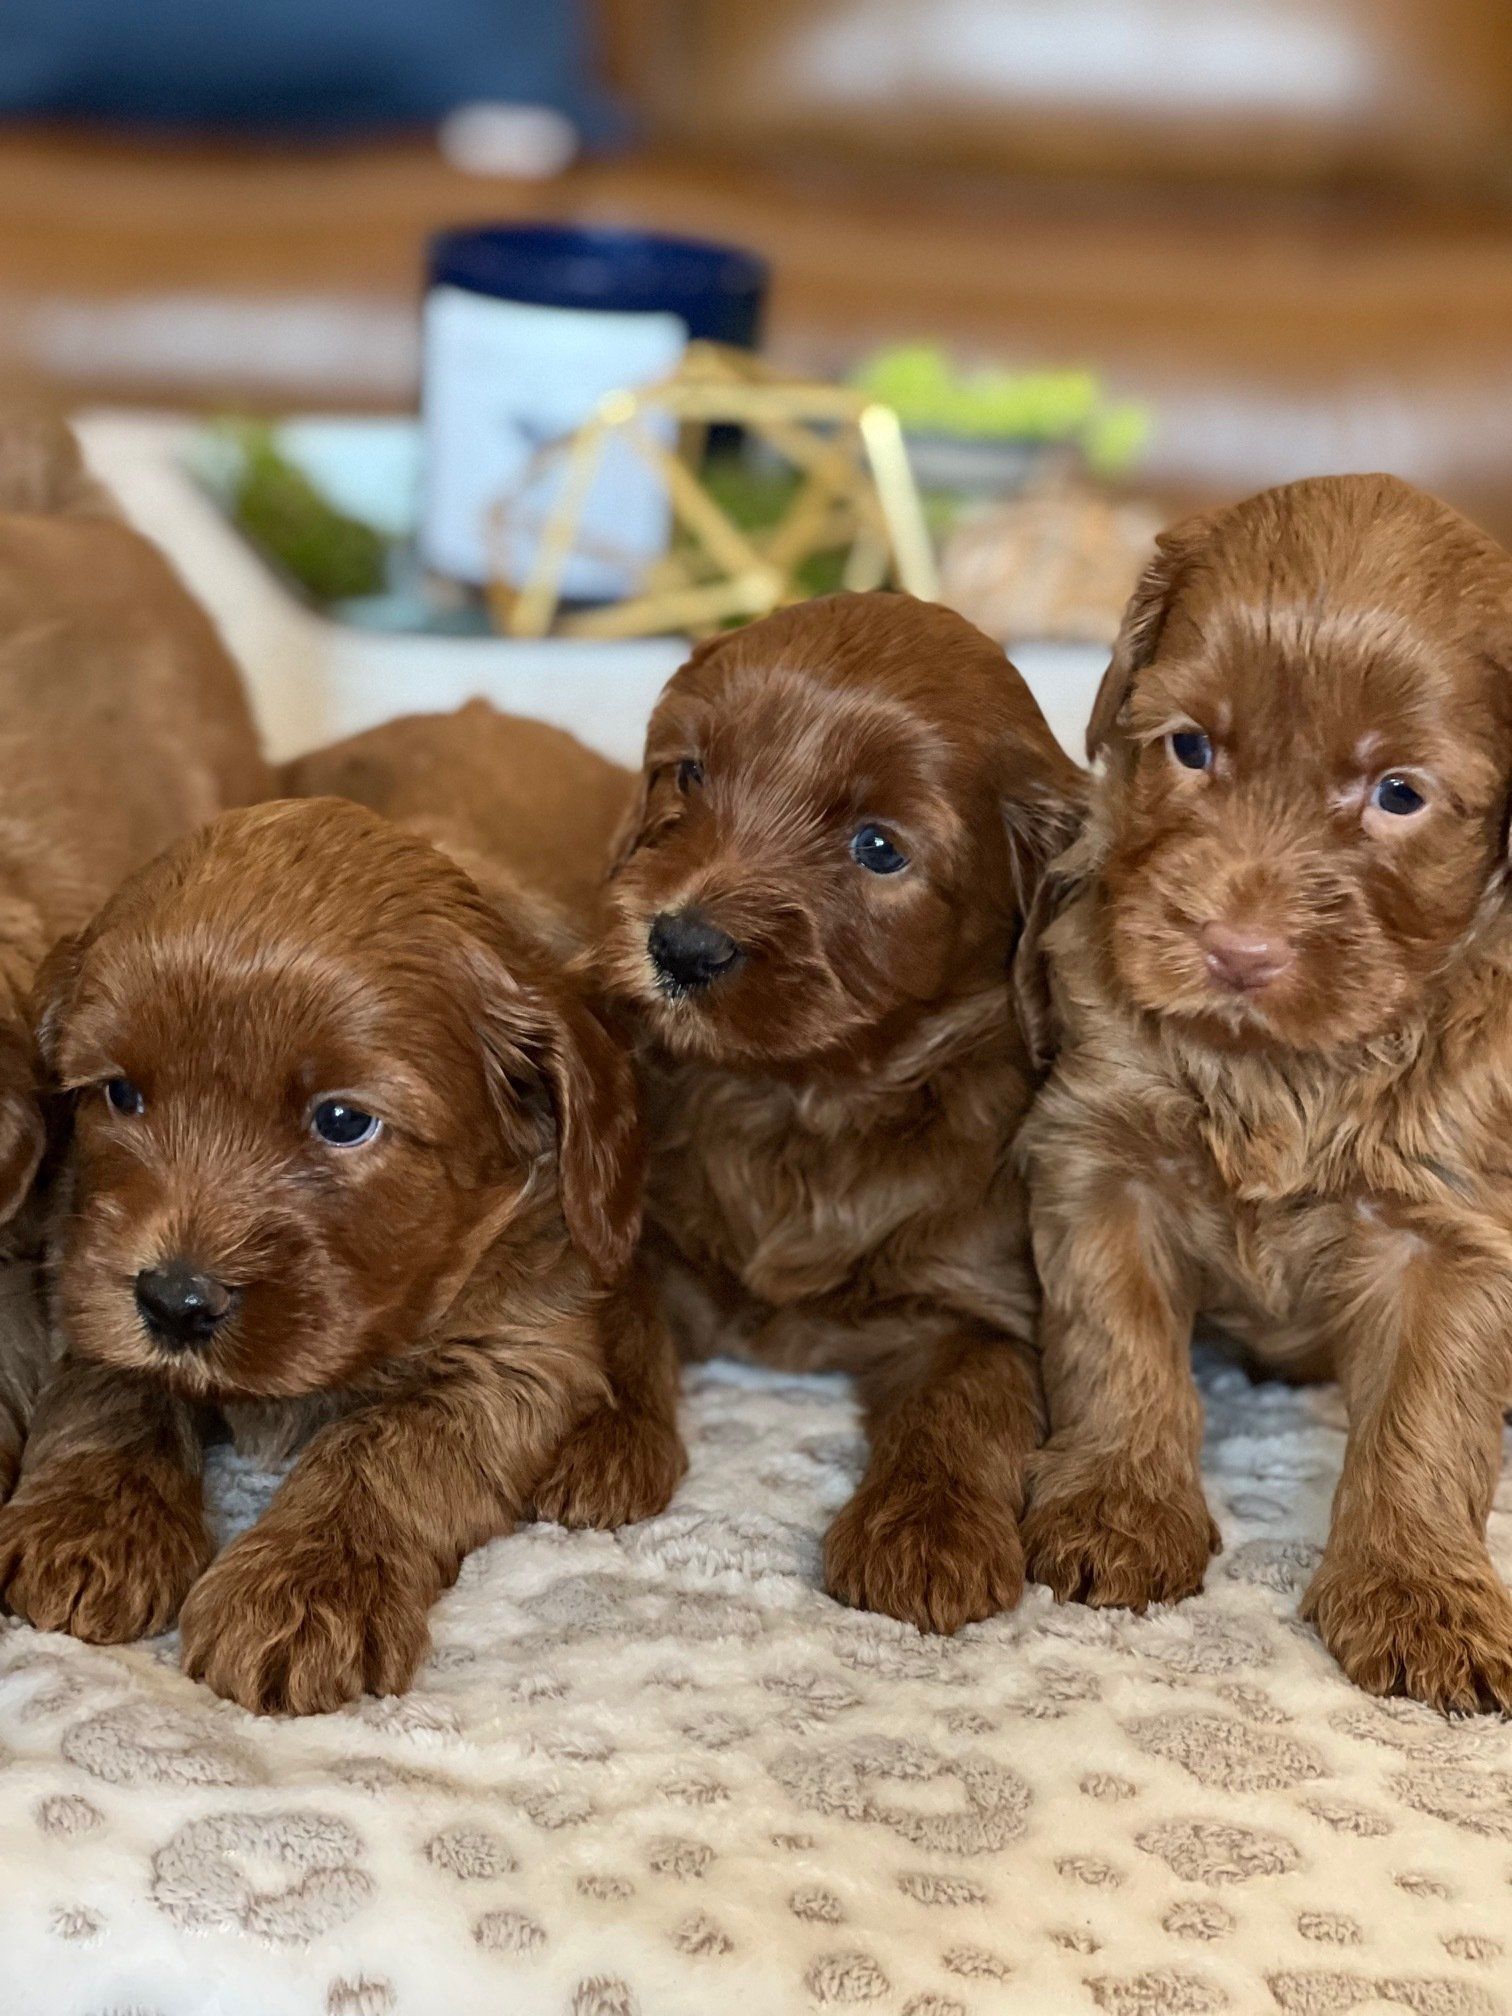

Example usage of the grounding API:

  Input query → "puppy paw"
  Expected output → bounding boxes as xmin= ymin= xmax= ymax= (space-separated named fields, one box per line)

xmin=534 ymin=1403 xmax=687 ymax=1530
xmin=0 ymin=1464 xmax=211 ymax=1641
xmin=179 ymin=1524 xmax=433 ymax=1716
xmin=1303 ymin=1544 xmax=1512 ymax=1714
xmin=1024 ymin=1454 xmax=1218 ymax=1610
xmin=824 ymin=1473 xmax=1025 ymax=1636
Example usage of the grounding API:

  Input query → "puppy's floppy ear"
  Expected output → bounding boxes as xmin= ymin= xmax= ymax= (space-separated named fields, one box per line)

xmin=0 ymin=1018 xmax=44 ymax=1229
xmin=1088 ymin=511 xmax=1215 ymax=762
xmin=468 ymin=933 xmax=644 ymax=1281
xmin=31 ymin=928 xmax=87 ymax=1079
xmin=1010 ymin=855 xmax=1084 ymax=1079
xmin=1001 ymin=773 xmax=1085 ymax=1080
xmin=606 ymin=771 xmax=652 ymax=880
xmin=997 ymin=716 xmax=1086 ymax=1078
xmin=608 ymin=632 xmax=730 ymax=881
xmin=0 ymin=928 xmax=87 ymax=1228
xmin=1001 ymin=759 xmax=1086 ymax=923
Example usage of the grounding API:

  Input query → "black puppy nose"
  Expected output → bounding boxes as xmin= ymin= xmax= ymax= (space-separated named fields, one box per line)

xmin=135 ymin=1263 xmax=233 ymax=1351
xmin=648 ymin=908 xmax=741 ymax=992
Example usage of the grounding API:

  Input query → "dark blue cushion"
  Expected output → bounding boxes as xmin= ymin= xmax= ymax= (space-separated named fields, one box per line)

xmin=0 ymin=0 xmax=617 ymax=135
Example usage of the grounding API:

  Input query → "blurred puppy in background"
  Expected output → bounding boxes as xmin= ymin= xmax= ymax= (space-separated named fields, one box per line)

xmin=1019 ymin=474 xmax=1512 ymax=1711
xmin=0 ymin=798 xmax=646 ymax=1713
xmin=0 ymin=412 xmax=270 ymax=1498
xmin=593 ymin=593 xmax=1084 ymax=1633
xmin=281 ymin=699 xmax=636 ymax=929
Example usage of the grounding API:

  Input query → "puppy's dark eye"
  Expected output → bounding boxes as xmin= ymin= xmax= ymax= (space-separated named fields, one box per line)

xmin=676 ymin=758 xmax=704 ymax=794
xmin=1169 ymin=730 xmax=1213 ymax=771
xmin=1371 ymin=774 xmax=1426 ymax=817
xmin=851 ymin=824 xmax=909 ymax=875
xmin=104 ymin=1076 xmax=144 ymax=1117
xmin=311 ymin=1100 xmax=382 ymax=1149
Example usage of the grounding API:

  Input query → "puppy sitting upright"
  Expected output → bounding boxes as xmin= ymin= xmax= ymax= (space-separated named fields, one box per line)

xmin=0 ymin=798 xmax=643 ymax=1714
xmin=591 ymin=593 xmax=1083 ymax=1634
xmin=1019 ymin=474 xmax=1512 ymax=1711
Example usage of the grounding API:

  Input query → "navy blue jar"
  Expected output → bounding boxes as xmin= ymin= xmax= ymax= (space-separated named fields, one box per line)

xmin=421 ymin=223 xmax=768 ymax=596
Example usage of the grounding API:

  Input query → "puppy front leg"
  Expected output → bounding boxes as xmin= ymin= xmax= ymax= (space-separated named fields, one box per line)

xmin=0 ymin=1359 xmax=210 ymax=1639
xmin=179 ymin=1340 xmax=603 ymax=1714
xmin=825 ymin=1319 xmax=1041 ymax=1635
xmin=1303 ymin=1203 xmax=1512 ymax=1712
xmin=534 ymin=1260 xmax=687 ymax=1529
xmin=1022 ymin=1157 xmax=1217 ymax=1608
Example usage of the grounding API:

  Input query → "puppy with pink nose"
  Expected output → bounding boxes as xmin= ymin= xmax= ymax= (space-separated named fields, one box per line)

xmin=1019 ymin=474 xmax=1512 ymax=1712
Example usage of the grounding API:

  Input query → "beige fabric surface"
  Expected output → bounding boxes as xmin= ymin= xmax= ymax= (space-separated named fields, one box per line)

xmin=1 ymin=1352 xmax=1510 ymax=2016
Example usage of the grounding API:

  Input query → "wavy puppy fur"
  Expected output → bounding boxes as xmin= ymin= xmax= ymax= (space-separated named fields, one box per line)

xmin=0 ymin=798 xmax=646 ymax=1714
xmin=0 ymin=412 xmax=271 ymax=1498
xmin=596 ymin=592 xmax=1084 ymax=1634
xmin=282 ymin=706 xmax=685 ymax=1533
xmin=1019 ymin=473 xmax=1512 ymax=1711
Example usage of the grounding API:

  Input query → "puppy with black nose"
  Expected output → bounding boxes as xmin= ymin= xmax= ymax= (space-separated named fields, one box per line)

xmin=647 ymin=909 xmax=741 ymax=994
xmin=134 ymin=1260 xmax=234 ymax=1349
xmin=589 ymin=592 xmax=1085 ymax=1633
xmin=0 ymin=797 xmax=645 ymax=1714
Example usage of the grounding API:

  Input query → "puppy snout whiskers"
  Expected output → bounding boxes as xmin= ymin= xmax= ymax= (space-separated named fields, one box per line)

xmin=649 ymin=908 xmax=743 ymax=995
xmin=1199 ymin=919 xmax=1294 ymax=995
xmin=135 ymin=1261 xmax=236 ymax=1353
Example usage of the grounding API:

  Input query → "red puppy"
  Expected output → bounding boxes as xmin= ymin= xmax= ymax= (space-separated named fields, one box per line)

xmin=587 ymin=593 xmax=1083 ymax=1633
xmin=0 ymin=411 xmax=270 ymax=1496
xmin=1019 ymin=475 xmax=1512 ymax=1710
xmin=0 ymin=798 xmax=645 ymax=1713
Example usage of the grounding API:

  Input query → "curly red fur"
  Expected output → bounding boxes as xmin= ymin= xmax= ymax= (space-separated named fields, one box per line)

xmin=1019 ymin=474 xmax=1512 ymax=1711
xmin=0 ymin=411 xmax=269 ymax=1498
xmin=598 ymin=593 xmax=1084 ymax=1633
xmin=0 ymin=798 xmax=647 ymax=1713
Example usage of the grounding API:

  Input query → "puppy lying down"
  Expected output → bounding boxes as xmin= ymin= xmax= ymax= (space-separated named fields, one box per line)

xmin=0 ymin=798 xmax=646 ymax=1713
xmin=1020 ymin=474 xmax=1512 ymax=1711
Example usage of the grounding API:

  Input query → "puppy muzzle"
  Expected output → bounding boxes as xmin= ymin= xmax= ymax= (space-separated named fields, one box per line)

xmin=648 ymin=908 xmax=743 ymax=994
xmin=135 ymin=1260 xmax=236 ymax=1353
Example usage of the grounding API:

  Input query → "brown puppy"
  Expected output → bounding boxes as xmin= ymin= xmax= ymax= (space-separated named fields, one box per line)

xmin=284 ymin=707 xmax=685 ymax=1530
xmin=1018 ymin=473 xmax=1512 ymax=1711
xmin=0 ymin=413 xmax=271 ymax=1497
xmin=588 ymin=593 xmax=1084 ymax=1633
xmin=0 ymin=797 xmax=644 ymax=1713
xmin=281 ymin=700 xmax=637 ymax=928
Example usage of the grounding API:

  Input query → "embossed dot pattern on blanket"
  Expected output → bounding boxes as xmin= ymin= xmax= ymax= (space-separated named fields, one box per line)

xmin=2 ymin=1355 xmax=1510 ymax=2015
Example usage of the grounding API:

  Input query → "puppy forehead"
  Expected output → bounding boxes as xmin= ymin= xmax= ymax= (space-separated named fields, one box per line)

xmin=1145 ymin=588 xmax=1499 ymax=771
xmin=59 ymin=817 xmax=491 ymax=1108
xmin=66 ymin=922 xmax=472 ymax=1092
xmin=657 ymin=658 xmax=989 ymax=799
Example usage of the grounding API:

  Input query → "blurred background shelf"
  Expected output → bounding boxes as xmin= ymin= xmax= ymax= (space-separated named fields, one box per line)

xmin=77 ymin=410 xmax=1105 ymax=765
xmin=4 ymin=0 xmax=1512 ymax=537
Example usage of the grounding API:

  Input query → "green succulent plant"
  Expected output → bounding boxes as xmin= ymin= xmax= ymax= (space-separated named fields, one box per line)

xmin=225 ymin=423 xmax=389 ymax=603
xmin=851 ymin=346 xmax=1151 ymax=475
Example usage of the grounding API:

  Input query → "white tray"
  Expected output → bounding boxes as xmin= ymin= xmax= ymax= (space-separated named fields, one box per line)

xmin=76 ymin=411 xmax=1104 ymax=770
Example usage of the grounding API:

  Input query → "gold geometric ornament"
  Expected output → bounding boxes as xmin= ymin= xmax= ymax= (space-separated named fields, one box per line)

xmin=487 ymin=342 xmax=939 ymax=640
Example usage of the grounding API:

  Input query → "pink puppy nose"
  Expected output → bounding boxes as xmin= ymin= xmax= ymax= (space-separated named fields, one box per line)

xmin=1199 ymin=920 xmax=1294 ymax=993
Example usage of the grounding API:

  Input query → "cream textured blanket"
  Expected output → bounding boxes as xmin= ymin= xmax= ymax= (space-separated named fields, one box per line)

xmin=1 ymin=1353 xmax=1510 ymax=2016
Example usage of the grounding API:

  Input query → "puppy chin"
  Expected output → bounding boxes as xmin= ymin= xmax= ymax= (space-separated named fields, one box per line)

xmin=622 ymin=954 xmax=863 ymax=1069
xmin=631 ymin=976 xmax=779 ymax=1068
